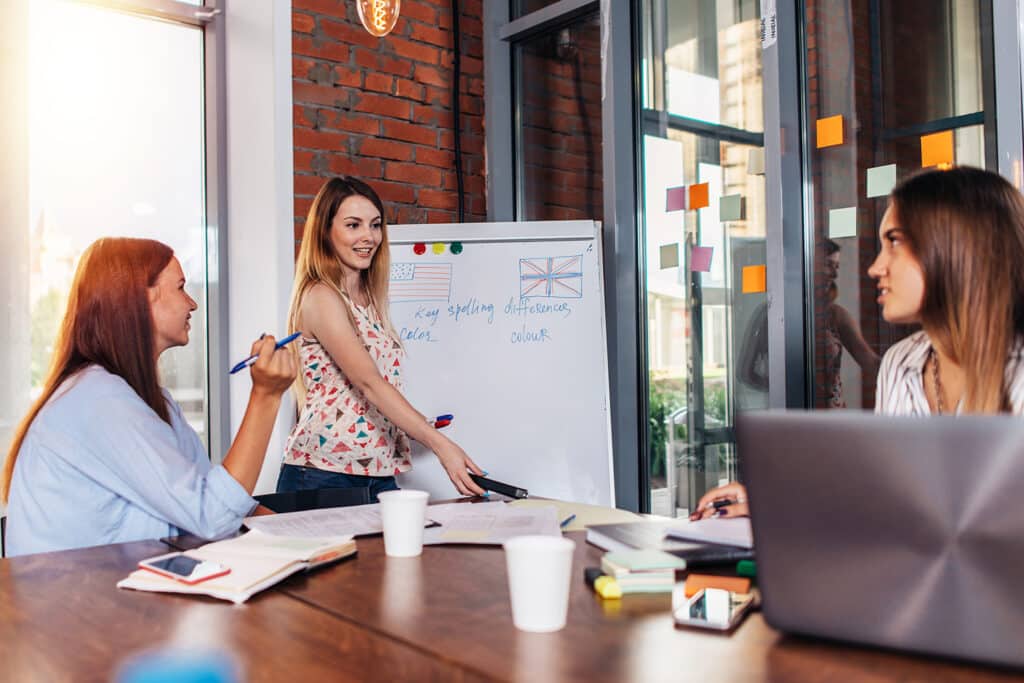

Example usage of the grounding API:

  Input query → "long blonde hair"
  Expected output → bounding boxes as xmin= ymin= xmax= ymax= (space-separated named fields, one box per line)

xmin=288 ymin=177 xmax=399 ymax=405
xmin=2 ymin=238 xmax=174 ymax=502
xmin=892 ymin=167 xmax=1024 ymax=413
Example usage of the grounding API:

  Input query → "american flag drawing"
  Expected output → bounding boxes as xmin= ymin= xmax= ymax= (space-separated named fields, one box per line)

xmin=519 ymin=255 xmax=583 ymax=299
xmin=389 ymin=262 xmax=453 ymax=303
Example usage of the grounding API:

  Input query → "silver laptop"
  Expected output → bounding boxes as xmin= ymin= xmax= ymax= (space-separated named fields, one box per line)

xmin=737 ymin=411 xmax=1024 ymax=669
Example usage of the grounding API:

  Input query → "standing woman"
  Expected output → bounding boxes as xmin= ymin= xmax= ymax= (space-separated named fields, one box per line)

xmin=2 ymin=238 xmax=295 ymax=556
xmin=279 ymin=177 xmax=485 ymax=499
xmin=693 ymin=166 xmax=1024 ymax=520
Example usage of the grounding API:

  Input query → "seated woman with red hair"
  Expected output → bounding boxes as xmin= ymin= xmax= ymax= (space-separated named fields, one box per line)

xmin=2 ymin=238 xmax=295 ymax=555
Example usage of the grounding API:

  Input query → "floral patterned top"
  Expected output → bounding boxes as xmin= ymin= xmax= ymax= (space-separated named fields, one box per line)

xmin=283 ymin=299 xmax=411 ymax=476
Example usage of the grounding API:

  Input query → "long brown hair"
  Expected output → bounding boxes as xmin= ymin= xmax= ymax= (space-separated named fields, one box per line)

xmin=891 ymin=167 xmax=1024 ymax=413
xmin=2 ymin=237 xmax=174 ymax=502
xmin=288 ymin=177 xmax=398 ymax=404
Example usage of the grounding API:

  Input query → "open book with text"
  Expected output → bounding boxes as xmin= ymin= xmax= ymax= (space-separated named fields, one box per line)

xmin=117 ymin=529 xmax=357 ymax=604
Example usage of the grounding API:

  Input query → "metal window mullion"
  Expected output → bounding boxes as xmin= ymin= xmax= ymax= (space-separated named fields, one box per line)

xmin=763 ymin=0 xmax=810 ymax=410
xmin=202 ymin=0 xmax=229 ymax=461
xmin=500 ymin=0 xmax=599 ymax=42
xmin=991 ymin=0 xmax=1024 ymax=185
xmin=484 ymin=0 xmax=515 ymax=220
xmin=603 ymin=0 xmax=643 ymax=512
xmin=67 ymin=0 xmax=216 ymax=27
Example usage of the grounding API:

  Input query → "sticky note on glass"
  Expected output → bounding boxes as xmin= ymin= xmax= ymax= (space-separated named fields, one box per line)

xmin=691 ymin=246 xmax=713 ymax=272
xmin=748 ymin=148 xmax=765 ymax=175
xmin=866 ymin=164 xmax=897 ymax=198
xmin=741 ymin=265 xmax=767 ymax=294
xmin=719 ymin=194 xmax=744 ymax=221
xmin=688 ymin=183 xmax=710 ymax=209
xmin=829 ymin=207 xmax=858 ymax=238
xmin=659 ymin=243 xmax=680 ymax=269
xmin=666 ymin=186 xmax=687 ymax=212
xmin=816 ymin=115 xmax=844 ymax=148
xmin=921 ymin=130 xmax=954 ymax=168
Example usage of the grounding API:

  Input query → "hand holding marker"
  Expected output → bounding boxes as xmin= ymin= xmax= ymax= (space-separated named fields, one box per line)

xmin=229 ymin=332 xmax=302 ymax=375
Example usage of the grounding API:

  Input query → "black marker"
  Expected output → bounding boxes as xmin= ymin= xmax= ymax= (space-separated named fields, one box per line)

xmin=469 ymin=474 xmax=529 ymax=499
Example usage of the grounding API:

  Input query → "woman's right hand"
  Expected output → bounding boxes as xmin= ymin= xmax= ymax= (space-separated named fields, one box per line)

xmin=248 ymin=335 xmax=296 ymax=398
xmin=690 ymin=481 xmax=749 ymax=520
xmin=433 ymin=439 xmax=487 ymax=497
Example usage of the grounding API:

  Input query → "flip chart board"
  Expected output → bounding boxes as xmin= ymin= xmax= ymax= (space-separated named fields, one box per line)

xmin=389 ymin=221 xmax=614 ymax=505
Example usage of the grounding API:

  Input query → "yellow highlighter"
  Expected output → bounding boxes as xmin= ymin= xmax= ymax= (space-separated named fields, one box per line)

xmin=584 ymin=567 xmax=622 ymax=599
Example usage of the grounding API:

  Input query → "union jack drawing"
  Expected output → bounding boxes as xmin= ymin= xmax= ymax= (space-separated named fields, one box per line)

xmin=519 ymin=255 xmax=583 ymax=299
xmin=389 ymin=262 xmax=453 ymax=303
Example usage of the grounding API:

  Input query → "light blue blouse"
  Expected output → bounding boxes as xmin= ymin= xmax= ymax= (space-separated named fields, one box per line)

xmin=5 ymin=365 xmax=256 ymax=556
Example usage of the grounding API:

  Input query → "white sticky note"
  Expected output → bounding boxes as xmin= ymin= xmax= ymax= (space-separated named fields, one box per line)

xmin=866 ymin=164 xmax=897 ymax=198
xmin=829 ymin=207 xmax=858 ymax=239
xmin=747 ymin=148 xmax=765 ymax=175
xmin=719 ymin=194 xmax=744 ymax=221
xmin=659 ymin=243 xmax=680 ymax=269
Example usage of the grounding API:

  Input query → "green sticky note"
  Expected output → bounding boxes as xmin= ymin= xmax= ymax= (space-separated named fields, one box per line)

xmin=828 ymin=207 xmax=858 ymax=239
xmin=866 ymin=164 xmax=897 ymax=198
xmin=747 ymin=148 xmax=765 ymax=175
xmin=719 ymin=194 xmax=744 ymax=221
xmin=659 ymin=243 xmax=680 ymax=269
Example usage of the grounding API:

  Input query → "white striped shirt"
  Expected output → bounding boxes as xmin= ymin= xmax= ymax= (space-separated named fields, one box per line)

xmin=874 ymin=331 xmax=1024 ymax=415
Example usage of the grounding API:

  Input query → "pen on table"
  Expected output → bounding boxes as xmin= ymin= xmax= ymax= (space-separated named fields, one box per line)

xmin=229 ymin=331 xmax=302 ymax=375
xmin=560 ymin=514 xmax=577 ymax=529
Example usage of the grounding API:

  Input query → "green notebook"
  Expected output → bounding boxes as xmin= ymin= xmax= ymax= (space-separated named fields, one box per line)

xmin=601 ymin=549 xmax=687 ymax=577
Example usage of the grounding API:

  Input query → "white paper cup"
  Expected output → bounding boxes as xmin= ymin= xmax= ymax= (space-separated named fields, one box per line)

xmin=503 ymin=535 xmax=576 ymax=632
xmin=378 ymin=489 xmax=430 ymax=557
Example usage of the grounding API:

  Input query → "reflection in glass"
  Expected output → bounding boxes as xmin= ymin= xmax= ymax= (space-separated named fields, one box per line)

xmin=514 ymin=13 xmax=603 ymax=222
xmin=26 ymin=1 xmax=208 ymax=440
xmin=663 ymin=0 xmax=762 ymax=131
xmin=511 ymin=0 xmax=562 ymax=20
xmin=641 ymin=0 xmax=766 ymax=517
xmin=803 ymin=0 xmax=990 ymax=410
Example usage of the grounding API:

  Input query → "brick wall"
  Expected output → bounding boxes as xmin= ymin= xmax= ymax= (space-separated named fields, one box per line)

xmin=291 ymin=0 xmax=486 ymax=246
xmin=517 ymin=13 xmax=603 ymax=222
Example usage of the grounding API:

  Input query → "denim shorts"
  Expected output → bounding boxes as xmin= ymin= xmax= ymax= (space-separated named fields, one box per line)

xmin=276 ymin=464 xmax=400 ymax=503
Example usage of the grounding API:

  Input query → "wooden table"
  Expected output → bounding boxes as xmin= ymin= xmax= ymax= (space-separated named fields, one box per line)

xmin=1 ymin=533 xmax=1021 ymax=682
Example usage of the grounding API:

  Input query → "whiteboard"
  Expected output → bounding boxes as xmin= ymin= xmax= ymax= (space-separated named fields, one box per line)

xmin=389 ymin=221 xmax=614 ymax=505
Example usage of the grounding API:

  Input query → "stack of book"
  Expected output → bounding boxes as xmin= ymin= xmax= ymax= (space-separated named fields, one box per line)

xmin=599 ymin=549 xmax=687 ymax=594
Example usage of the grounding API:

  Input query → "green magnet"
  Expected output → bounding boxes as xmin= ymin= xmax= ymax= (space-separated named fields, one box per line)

xmin=450 ymin=242 xmax=463 ymax=254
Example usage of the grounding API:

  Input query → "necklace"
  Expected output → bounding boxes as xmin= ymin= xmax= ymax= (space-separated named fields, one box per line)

xmin=931 ymin=347 xmax=944 ymax=415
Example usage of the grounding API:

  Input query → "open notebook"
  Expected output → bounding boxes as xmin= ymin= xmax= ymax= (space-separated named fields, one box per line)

xmin=117 ymin=529 xmax=356 ymax=604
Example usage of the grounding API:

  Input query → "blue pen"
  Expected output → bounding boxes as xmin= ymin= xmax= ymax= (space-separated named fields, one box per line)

xmin=560 ymin=514 xmax=577 ymax=529
xmin=229 ymin=332 xmax=302 ymax=374
xmin=435 ymin=414 xmax=453 ymax=423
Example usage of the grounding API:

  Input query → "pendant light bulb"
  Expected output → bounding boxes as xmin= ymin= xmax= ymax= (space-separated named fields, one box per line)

xmin=357 ymin=0 xmax=401 ymax=38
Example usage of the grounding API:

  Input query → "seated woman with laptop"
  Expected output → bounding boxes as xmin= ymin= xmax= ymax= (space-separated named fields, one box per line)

xmin=693 ymin=166 xmax=1024 ymax=520
xmin=1 ymin=238 xmax=296 ymax=556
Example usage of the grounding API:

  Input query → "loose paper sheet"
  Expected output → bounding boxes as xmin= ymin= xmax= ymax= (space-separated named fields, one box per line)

xmin=244 ymin=503 xmax=394 ymax=538
xmin=423 ymin=501 xmax=561 ymax=545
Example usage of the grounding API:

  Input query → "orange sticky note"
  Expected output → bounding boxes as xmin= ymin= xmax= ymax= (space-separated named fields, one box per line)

xmin=688 ymin=183 xmax=709 ymax=210
xmin=741 ymin=265 xmax=767 ymax=294
xmin=920 ymin=130 xmax=954 ymax=168
xmin=684 ymin=574 xmax=752 ymax=598
xmin=816 ymin=115 xmax=844 ymax=148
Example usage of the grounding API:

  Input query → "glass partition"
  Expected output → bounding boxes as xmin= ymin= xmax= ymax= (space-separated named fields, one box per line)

xmin=803 ymin=0 xmax=991 ymax=410
xmin=640 ymin=0 xmax=765 ymax=516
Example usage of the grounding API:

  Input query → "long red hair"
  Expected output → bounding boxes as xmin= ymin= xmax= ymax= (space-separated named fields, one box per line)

xmin=2 ymin=237 xmax=174 ymax=502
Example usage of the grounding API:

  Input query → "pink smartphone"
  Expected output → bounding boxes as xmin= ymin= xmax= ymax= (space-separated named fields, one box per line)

xmin=138 ymin=552 xmax=231 ymax=585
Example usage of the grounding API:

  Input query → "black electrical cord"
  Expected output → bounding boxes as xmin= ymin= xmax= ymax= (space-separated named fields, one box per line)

xmin=451 ymin=0 xmax=465 ymax=222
